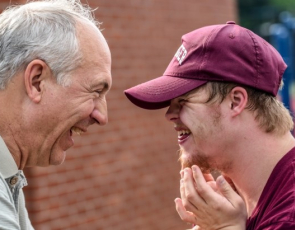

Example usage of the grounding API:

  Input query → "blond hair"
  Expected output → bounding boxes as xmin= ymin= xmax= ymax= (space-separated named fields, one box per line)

xmin=204 ymin=82 xmax=294 ymax=135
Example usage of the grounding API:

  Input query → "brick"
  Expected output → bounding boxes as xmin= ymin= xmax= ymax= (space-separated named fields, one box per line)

xmin=0 ymin=0 xmax=237 ymax=229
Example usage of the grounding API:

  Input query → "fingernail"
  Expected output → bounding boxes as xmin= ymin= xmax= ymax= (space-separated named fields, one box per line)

xmin=184 ymin=168 xmax=189 ymax=174
xmin=192 ymin=165 xmax=197 ymax=172
xmin=218 ymin=175 xmax=225 ymax=185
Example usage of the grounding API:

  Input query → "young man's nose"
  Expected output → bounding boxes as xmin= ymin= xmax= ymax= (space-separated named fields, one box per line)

xmin=165 ymin=100 xmax=180 ymax=122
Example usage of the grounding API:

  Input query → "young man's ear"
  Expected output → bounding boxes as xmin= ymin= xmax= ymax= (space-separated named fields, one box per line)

xmin=24 ymin=59 xmax=49 ymax=103
xmin=229 ymin=87 xmax=248 ymax=117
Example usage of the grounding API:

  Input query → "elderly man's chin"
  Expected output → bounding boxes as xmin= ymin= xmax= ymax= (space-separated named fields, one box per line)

xmin=49 ymin=150 xmax=67 ymax=165
xmin=179 ymin=147 xmax=212 ymax=173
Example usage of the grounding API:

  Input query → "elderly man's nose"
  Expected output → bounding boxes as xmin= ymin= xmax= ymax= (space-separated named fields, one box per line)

xmin=91 ymin=100 xmax=108 ymax=125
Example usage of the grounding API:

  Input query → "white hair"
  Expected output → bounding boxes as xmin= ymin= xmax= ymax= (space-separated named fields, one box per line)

xmin=0 ymin=0 xmax=99 ymax=89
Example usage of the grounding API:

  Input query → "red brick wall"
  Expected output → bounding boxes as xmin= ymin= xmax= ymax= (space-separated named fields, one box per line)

xmin=0 ymin=1 xmax=237 ymax=229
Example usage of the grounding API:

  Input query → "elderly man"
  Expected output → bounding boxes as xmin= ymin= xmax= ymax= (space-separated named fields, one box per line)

xmin=125 ymin=22 xmax=295 ymax=229
xmin=0 ymin=0 xmax=111 ymax=229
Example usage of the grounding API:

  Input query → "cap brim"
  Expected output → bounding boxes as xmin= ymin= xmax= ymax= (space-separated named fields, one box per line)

xmin=124 ymin=76 xmax=207 ymax=110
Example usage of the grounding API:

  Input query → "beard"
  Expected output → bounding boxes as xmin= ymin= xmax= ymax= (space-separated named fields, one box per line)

xmin=178 ymin=146 xmax=233 ymax=175
xmin=178 ymin=147 xmax=213 ymax=173
xmin=177 ymin=102 xmax=234 ymax=174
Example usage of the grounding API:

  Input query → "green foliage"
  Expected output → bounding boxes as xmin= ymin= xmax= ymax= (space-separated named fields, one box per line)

xmin=269 ymin=0 xmax=295 ymax=13
xmin=238 ymin=0 xmax=295 ymax=34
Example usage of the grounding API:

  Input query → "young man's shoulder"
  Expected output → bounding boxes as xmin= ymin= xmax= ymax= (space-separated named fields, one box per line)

xmin=247 ymin=147 xmax=295 ymax=229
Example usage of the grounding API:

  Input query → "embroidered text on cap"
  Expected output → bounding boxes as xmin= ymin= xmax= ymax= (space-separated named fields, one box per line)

xmin=174 ymin=44 xmax=187 ymax=65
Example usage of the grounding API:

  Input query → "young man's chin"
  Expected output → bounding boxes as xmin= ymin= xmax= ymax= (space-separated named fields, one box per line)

xmin=179 ymin=147 xmax=212 ymax=172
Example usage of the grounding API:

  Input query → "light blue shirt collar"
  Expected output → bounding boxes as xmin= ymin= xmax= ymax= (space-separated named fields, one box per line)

xmin=0 ymin=136 xmax=18 ymax=178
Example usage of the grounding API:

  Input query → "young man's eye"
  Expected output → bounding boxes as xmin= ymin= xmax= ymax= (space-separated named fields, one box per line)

xmin=178 ymin=98 xmax=186 ymax=105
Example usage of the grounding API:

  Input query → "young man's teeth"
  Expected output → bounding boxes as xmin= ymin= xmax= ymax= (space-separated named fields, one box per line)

xmin=71 ymin=127 xmax=83 ymax=135
xmin=178 ymin=130 xmax=191 ymax=136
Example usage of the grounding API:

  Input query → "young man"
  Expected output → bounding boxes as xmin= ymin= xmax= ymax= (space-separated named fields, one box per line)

xmin=125 ymin=21 xmax=295 ymax=229
xmin=0 ymin=0 xmax=112 ymax=229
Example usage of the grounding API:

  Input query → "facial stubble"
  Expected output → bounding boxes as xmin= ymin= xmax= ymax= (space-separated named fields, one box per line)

xmin=178 ymin=106 xmax=232 ymax=174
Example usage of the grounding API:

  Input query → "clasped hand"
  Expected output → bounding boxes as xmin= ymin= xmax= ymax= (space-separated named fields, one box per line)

xmin=175 ymin=165 xmax=247 ymax=230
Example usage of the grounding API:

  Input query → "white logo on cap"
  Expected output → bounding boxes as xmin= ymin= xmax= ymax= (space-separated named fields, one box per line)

xmin=175 ymin=44 xmax=187 ymax=65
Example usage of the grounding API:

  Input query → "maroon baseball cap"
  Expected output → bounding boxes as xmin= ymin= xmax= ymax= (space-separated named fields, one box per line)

xmin=124 ymin=21 xmax=287 ymax=110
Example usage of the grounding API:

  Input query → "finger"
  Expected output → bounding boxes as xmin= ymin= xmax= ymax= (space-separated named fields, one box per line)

xmin=183 ymin=168 xmax=206 ymax=208
xmin=202 ymin=171 xmax=218 ymax=192
xmin=191 ymin=165 xmax=219 ymax=204
xmin=216 ymin=175 xmax=244 ymax=208
xmin=180 ymin=175 xmax=186 ymax=201
xmin=207 ymin=181 xmax=218 ymax=192
xmin=175 ymin=198 xmax=198 ymax=224
xmin=223 ymin=174 xmax=238 ymax=192
xmin=203 ymin=173 xmax=214 ymax=182
xmin=180 ymin=174 xmax=196 ymax=211
xmin=180 ymin=170 xmax=184 ymax=179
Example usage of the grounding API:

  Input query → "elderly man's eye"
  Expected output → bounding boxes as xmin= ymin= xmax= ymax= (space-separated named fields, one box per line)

xmin=95 ymin=90 xmax=103 ymax=95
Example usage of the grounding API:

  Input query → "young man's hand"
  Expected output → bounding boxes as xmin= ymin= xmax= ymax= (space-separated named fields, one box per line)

xmin=175 ymin=165 xmax=247 ymax=230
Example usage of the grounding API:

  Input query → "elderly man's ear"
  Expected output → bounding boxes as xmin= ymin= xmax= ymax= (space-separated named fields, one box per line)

xmin=24 ymin=59 xmax=50 ymax=103
xmin=229 ymin=86 xmax=248 ymax=117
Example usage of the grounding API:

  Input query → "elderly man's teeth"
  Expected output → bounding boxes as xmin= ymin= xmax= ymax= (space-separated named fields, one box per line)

xmin=71 ymin=127 xmax=84 ymax=135
xmin=178 ymin=130 xmax=191 ymax=136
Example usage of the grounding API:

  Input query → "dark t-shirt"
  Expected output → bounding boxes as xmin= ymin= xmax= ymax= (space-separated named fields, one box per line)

xmin=246 ymin=147 xmax=295 ymax=229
